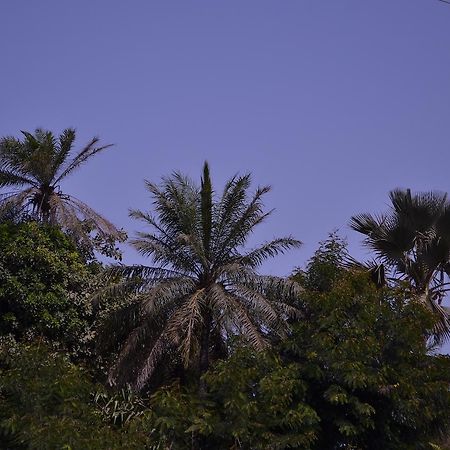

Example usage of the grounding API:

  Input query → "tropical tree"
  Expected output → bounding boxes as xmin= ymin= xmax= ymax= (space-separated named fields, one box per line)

xmin=0 ymin=128 xmax=123 ymax=254
xmin=103 ymin=162 xmax=302 ymax=391
xmin=0 ymin=221 xmax=95 ymax=350
xmin=350 ymin=188 xmax=450 ymax=341
xmin=147 ymin=272 xmax=450 ymax=450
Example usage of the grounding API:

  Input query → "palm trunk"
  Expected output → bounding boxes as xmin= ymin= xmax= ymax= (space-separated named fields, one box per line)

xmin=198 ymin=312 xmax=212 ymax=395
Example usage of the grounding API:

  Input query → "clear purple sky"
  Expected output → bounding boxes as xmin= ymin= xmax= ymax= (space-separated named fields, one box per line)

xmin=2 ymin=1 xmax=450 ymax=344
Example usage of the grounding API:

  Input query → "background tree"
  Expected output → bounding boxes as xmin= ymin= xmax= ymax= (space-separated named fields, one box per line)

xmin=350 ymin=188 xmax=450 ymax=341
xmin=0 ymin=128 xmax=124 ymax=256
xmin=287 ymin=272 xmax=450 ymax=449
xmin=102 ymin=162 xmax=302 ymax=391
xmin=292 ymin=231 xmax=347 ymax=293
xmin=0 ymin=341 xmax=151 ymax=450
xmin=149 ymin=348 xmax=320 ymax=449
xmin=0 ymin=221 xmax=95 ymax=352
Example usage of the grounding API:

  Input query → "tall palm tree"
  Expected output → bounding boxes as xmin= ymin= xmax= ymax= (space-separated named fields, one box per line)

xmin=0 ymin=128 xmax=123 ymax=251
xmin=104 ymin=163 xmax=302 ymax=391
xmin=350 ymin=189 xmax=450 ymax=341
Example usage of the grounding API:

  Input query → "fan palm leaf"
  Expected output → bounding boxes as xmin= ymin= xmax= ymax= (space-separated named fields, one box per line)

xmin=350 ymin=189 xmax=450 ymax=343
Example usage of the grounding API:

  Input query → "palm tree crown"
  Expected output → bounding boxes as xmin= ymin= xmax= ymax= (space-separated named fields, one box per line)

xmin=350 ymin=188 xmax=450 ymax=340
xmin=105 ymin=163 xmax=302 ymax=390
xmin=0 ymin=128 xmax=122 ymax=250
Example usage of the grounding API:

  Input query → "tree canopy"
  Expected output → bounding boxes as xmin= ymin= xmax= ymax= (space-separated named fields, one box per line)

xmin=0 ymin=142 xmax=449 ymax=449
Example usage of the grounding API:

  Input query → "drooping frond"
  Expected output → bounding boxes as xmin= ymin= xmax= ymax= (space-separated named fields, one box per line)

xmin=109 ymin=319 xmax=170 ymax=388
xmin=133 ymin=332 xmax=173 ymax=390
xmin=108 ymin=279 xmax=198 ymax=388
xmin=0 ymin=188 xmax=38 ymax=217
xmin=167 ymin=288 xmax=205 ymax=367
xmin=62 ymin=195 xmax=121 ymax=237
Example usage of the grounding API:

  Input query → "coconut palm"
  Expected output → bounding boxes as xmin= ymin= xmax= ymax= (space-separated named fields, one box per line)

xmin=350 ymin=189 xmax=450 ymax=341
xmin=0 ymin=128 xmax=123 ymax=251
xmin=103 ymin=163 xmax=302 ymax=391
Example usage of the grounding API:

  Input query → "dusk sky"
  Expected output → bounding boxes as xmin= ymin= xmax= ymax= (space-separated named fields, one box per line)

xmin=2 ymin=2 xmax=450 ymax=346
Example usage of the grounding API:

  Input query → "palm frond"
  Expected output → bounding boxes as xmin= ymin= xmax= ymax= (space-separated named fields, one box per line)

xmin=52 ymin=128 xmax=76 ymax=176
xmin=133 ymin=333 xmax=173 ymax=390
xmin=212 ymin=173 xmax=251 ymax=243
xmin=429 ymin=301 xmax=450 ymax=345
xmin=239 ymin=237 xmax=302 ymax=269
xmin=167 ymin=289 xmax=205 ymax=367
xmin=230 ymin=283 xmax=288 ymax=335
xmin=223 ymin=294 xmax=268 ymax=350
xmin=54 ymin=136 xmax=113 ymax=183
xmin=352 ymin=189 xmax=450 ymax=343
xmin=131 ymin=233 xmax=202 ymax=274
xmin=0 ymin=169 xmax=36 ymax=188
xmin=109 ymin=322 xmax=170 ymax=389
xmin=61 ymin=194 xmax=122 ymax=238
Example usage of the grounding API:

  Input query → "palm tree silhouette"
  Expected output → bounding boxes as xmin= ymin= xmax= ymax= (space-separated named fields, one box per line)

xmin=105 ymin=163 xmax=302 ymax=390
xmin=350 ymin=189 xmax=450 ymax=342
xmin=0 ymin=128 xmax=123 ymax=252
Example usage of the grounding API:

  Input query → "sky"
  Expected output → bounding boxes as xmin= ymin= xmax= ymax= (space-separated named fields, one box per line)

xmin=2 ymin=2 xmax=450 ymax=344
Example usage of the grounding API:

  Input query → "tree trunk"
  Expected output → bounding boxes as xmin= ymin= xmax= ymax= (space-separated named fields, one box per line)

xmin=198 ymin=312 xmax=212 ymax=395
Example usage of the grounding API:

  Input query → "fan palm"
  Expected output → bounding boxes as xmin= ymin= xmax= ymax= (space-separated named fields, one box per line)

xmin=350 ymin=189 xmax=450 ymax=341
xmin=104 ymin=163 xmax=302 ymax=391
xmin=0 ymin=128 xmax=123 ymax=250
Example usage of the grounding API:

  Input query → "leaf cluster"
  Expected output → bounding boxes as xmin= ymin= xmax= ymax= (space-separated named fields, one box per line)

xmin=0 ymin=340 xmax=152 ymax=450
xmin=0 ymin=221 xmax=96 ymax=351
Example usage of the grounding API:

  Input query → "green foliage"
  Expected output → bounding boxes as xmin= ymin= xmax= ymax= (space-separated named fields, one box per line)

xmin=284 ymin=272 xmax=450 ymax=449
xmin=0 ymin=221 xmax=95 ymax=350
xmin=149 ymin=348 xmax=319 ymax=449
xmin=93 ymin=385 xmax=148 ymax=426
xmin=0 ymin=341 xmax=152 ymax=450
xmin=0 ymin=153 xmax=449 ymax=449
xmin=146 ymin=273 xmax=450 ymax=449
xmin=350 ymin=189 xmax=450 ymax=341
xmin=292 ymin=231 xmax=347 ymax=292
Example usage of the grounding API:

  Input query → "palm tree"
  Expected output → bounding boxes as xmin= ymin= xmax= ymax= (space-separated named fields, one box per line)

xmin=103 ymin=163 xmax=302 ymax=391
xmin=0 ymin=128 xmax=123 ymax=252
xmin=350 ymin=188 xmax=450 ymax=341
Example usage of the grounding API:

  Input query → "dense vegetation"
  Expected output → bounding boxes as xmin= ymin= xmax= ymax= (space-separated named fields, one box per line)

xmin=0 ymin=128 xmax=449 ymax=449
